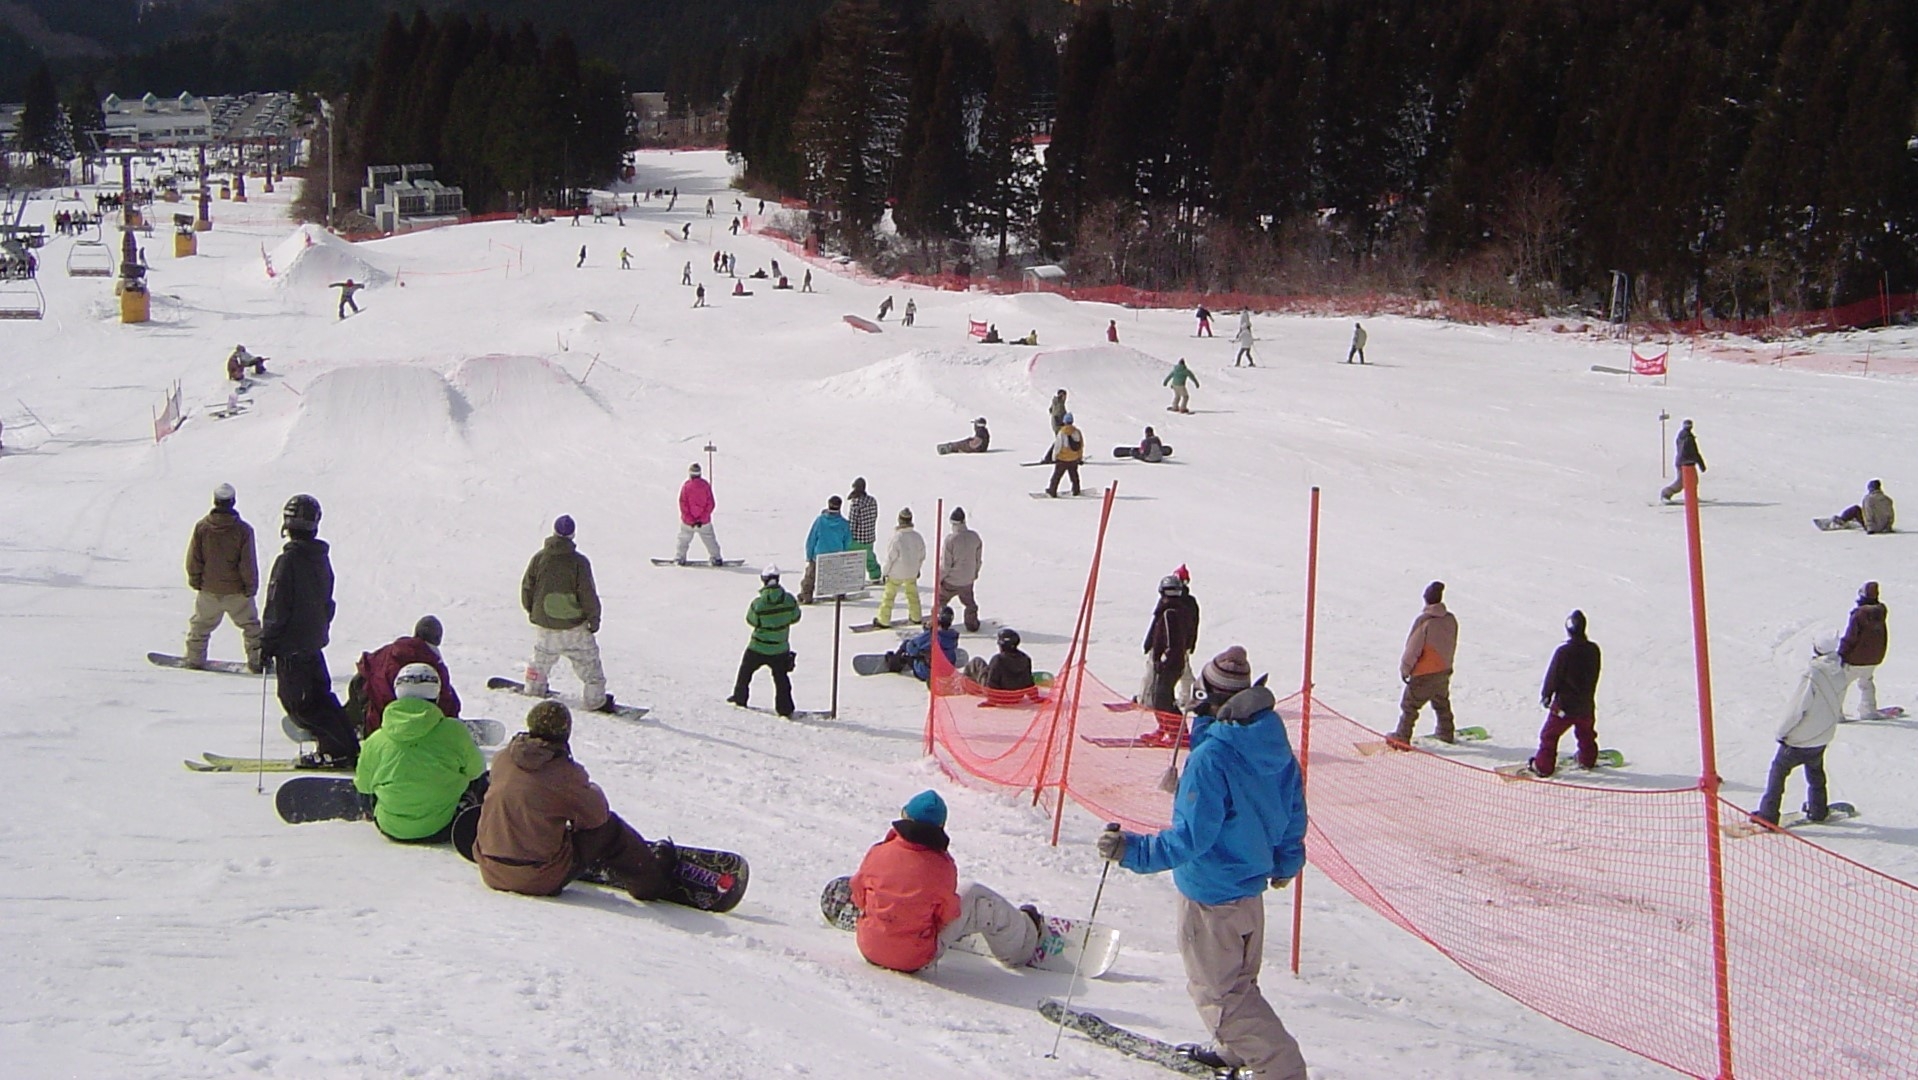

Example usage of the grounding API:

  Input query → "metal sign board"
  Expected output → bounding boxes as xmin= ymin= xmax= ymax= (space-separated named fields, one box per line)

xmin=814 ymin=549 xmax=869 ymax=599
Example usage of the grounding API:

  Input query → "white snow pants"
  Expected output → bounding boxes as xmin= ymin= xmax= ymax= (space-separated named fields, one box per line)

xmin=1842 ymin=663 xmax=1879 ymax=718
xmin=526 ymin=625 xmax=607 ymax=710
xmin=937 ymin=882 xmax=1038 ymax=967
xmin=675 ymin=522 xmax=722 ymax=562
xmin=1179 ymin=894 xmax=1308 ymax=1080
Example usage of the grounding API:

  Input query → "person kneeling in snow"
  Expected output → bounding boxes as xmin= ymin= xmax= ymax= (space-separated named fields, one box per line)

xmin=850 ymin=790 xmax=1044 ymax=974
xmin=886 ymin=607 xmax=960 ymax=681
xmin=474 ymin=701 xmax=676 ymax=900
xmin=353 ymin=663 xmax=486 ymax=843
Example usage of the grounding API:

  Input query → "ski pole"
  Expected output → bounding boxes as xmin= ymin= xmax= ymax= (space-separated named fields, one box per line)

xmin=1047 ymin=822 xmax=1121 ymax=1060
xmin=256 ymin=665 xmax=270 ymax=795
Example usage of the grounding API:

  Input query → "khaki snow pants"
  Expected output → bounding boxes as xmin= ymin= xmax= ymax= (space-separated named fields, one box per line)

xmin=938 ymin=882 xmax=1038 ymax=967
xmin=675 ymin=522 xmax=721 ymax=562
xmin=1179 ymin=894 xmax=1308 ymax=1080
xmin=527 ymin=626 xmax=607 ymax=710
xmin=185 ymin=590 xmax=261 ymax=666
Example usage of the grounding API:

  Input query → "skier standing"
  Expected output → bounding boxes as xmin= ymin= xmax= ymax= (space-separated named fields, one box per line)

xmin=1827 ymin=479 xmax=1895 ymax=533
xmin=939 ymin=507 xmax=984 ymax=633
xmin=1232 ymin=312 xmax=1256 ymax=367
xmin=1169 ymin=565 xmax=1201 ymax=706
xmin=1096 ymin=646 xmax=1310 ymax=1080
xmin=474 ymin=701 xmax=676 ymax=900
xmin=350 ymin=615 xmax=460 ymax=736
xmin=1390 ymin=581 xmax=1458 ymax=747
xmin=1752 ymin=634 xmax=1846 ymax=826
xmin=261 ymin=494 xmax=360 ymax=766
xmin=846 ymin=478 xmax=881 ymax=582
xmin=1346 ymin=322 xmax=1367 ymax=364
xmin=353 ymin=663 xmax=486 ymax=843
xmin=1165 ymin=359 xmax=1199 ymax=413
xmin=519 ymin=515 xmax=612 ymax=712
xmin=675 ymin=463 xmax=724 ymax=566
xmin=849 ymin=790 xmax=1048 ymax=974
xmin=798 ymin=495 xmax=852 ymax=605
xmin=1658 ymin=419 xmax=1706 ymax=502
xmin=873 ymin=508 xmax=925 ymax=629
xmin=1140 ymin=575 xmax=1200 ymax=729
xmin=183 ymin=483 xmax=263 ymax=672
xmin=729 ymin=566 xmax=801 ymax=717
xmin=1045 ymin=412 xmax=1085 ymax=498
xmin=1837 ymin=581 xmax=1888 ymax=720
xmin=1520 ymin=610 xmax=1602 ymax=777
xmin=329 ymin=278 xmax=362 ymax=319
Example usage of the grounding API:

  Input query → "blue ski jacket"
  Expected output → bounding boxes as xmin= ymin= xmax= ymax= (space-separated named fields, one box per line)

xmin=805 ymin=510 xmax=853 ymax=562
xmin=898 ymin=626 xmax=960 ymax=681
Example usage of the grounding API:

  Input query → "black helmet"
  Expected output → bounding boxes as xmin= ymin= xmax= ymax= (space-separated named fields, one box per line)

xmin=1159 ymin=574 xmax=1184 ymax=597
xmin=282 ymin=493 xmax=321 ymax=535
xmin=937 ymin=607 xmax=955 ymax=629
xmin=996 ymin=627 xmax=1021 ymax=649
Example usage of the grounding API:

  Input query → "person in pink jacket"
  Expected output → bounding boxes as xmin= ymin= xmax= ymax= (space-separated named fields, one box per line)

xmin=674 ymin=463 xmax=724 ymax=566
xmin=849 ymin=790 xmax=1045 ymax=974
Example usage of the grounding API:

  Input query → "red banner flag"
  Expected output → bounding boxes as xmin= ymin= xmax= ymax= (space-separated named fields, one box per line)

xmin=1631 ymin=347 xmax=1669 ymax=375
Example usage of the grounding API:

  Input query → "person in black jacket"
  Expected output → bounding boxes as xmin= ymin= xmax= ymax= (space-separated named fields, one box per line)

xmin=1525 ymin=610 xmax=1602 ymax=776
xmin=1658 ymin=419 xmax=1706 ymax=502
xmin=983 ymin=628 xmax=1035 ymax=691
xmin=261 ymin=494 xmax=360 ymax=766
xmin=1140 ymin=575 xmax=1200 ymax=726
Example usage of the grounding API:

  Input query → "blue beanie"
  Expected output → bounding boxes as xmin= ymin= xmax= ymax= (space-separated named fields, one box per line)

xmin=553 ymin=515 xmax=575 ymax=537
xmin=902 ymin=789 xmax=947 ymax=827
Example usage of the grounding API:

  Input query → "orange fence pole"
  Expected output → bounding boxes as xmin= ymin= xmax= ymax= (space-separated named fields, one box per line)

xmin=1291 ymin=485 xmax=1320 ymax=975
xmin=1683 ymin=464 xmax=1737 ymax=1079
xmin=1048 ymin=483 xmax=1119 ymax=845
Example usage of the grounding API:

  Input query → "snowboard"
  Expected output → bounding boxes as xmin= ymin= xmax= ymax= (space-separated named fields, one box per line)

xmin=730 ymin=702 xmax=834 ymax=722
xmin=485 ymin=676 xmax=649 ymax=720
xmin=1724 ymin=801 xmax=1859 ymax=839
xmin=649 ymin=558 xmax=745 ymax=567
xmin=851 ymin=649 xmax=967 ymax=676
xmin=1495 ymin=749 xmax=1628 ymax=780
xmin=1037 ymin=999 xmax=1216 ymax=1078
xmin=1812 ymin=517 xmax=1858 ymax=532
xmin=274 ymin=776 xmax=372 ymax=824
xmin=1845 ymin=706 xmax=1907 ymax=722
xmin=283 ymin=713 xmax=507 ymax=747
xmin=1112 ymin=445 xmax=1174 ymax=458
xmin=854 ymin=618 xmax=1001 ymax=637
xmin=1354 ymin=726 xmax=1492 ymax=755
xmin=820 ymin=876 xmax=1120 ymax=977
xmin=147 ymin=652 xmax=256 ymax=675
xmin=1030 ymin=491 xmax=1095 ymax=499
xmin=935 ymin=440 xmax=987 ymax=455
xmin=185 ymin=752 xmax=352 ymax=773
xmin=451 ymin=805 xmax=749 ymax=912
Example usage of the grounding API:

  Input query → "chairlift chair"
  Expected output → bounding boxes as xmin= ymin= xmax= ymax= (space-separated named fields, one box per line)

xmin=66 ymin=240 xmax=114 ymax=278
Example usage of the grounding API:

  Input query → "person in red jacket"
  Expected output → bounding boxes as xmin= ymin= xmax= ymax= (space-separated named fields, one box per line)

xmin=675 ymin=463 xmax=724 ymax=566
xmin=350 ymin=615 xmax=461 ymax=735
xmin=849 ymin=790 xmax=1045 ymax=974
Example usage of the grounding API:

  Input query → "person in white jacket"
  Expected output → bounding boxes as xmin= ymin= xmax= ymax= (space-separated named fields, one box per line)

xmin=1752 ymin=633 xmax=1846 ymax=825
xmin=872 ymin=508 xmax=926 ymax=629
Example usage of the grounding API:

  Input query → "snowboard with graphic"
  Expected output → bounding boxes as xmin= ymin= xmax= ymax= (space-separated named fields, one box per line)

xmin=1037 ymin=999 xmax=1215 ymax=1077
xmin=451 ymin=805 xmax=748 ymax=912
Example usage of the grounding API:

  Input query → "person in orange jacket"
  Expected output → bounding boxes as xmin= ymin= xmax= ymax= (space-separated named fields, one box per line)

xmin=848 ymin=790 xmax=1044 ymax=974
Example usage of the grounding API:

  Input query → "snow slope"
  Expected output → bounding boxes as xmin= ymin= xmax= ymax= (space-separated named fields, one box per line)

xmin=2 ymin=152 xmax=1914 ymax=1078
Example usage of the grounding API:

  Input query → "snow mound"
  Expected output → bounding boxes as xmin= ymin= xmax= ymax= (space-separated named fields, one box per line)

xmin=1025 ymin=344 xmax=1172 ymax=386
xmin=262 ymin=224 xmax=389 ymax=289
xmin=814 ymin=347 xmax=1035 ymax=411
xmin=277 ymin=362 xmax=462 ymax=469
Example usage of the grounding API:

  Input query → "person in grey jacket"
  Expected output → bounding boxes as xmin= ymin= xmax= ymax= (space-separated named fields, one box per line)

xmin=1829 ymin=479 xmax=1895 ymax=534
xmin=1753 ymin=633 xmax=1846 ymax=825
xmin=938 ymin=507 xmax=984 ymax=632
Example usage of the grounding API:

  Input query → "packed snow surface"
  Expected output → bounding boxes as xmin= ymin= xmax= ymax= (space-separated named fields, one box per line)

xmin=2 ymin=152 xmax=1914 ymax=1078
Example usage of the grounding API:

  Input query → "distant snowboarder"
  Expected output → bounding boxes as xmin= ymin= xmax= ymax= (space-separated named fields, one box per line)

xmin=937 ymin=417 xmax=991 ymax=455
xmin=675 ymin=463 xmax=724 ymax=566
xmin=1165 ymin=359 xmax=1198 ymax=412
xmin=940 ymin=507 xmax=984 ymax=632
xmin=262 ymin=494 xmax=360 ymax=766
xmin=846 ymin=478 xmax=880 ymax=582
xmin=1838 ymin=581 xmax=1888 ymax=721
xmin=1232 ymin=311 xmax=1256 ymax=367
xmin=225 ymin=345 xmax=267 ymax=382
xmin=1045 ymin=413 xmax=1085 ymax=498
xmin=1659 ymin=419 xmax=1706 ymax=502
xmin=329 ymin=278 xmax=362 ymax=319
xmin=802 ymin=269 xmax=813 ymax=292
xmin=1107 ymin=319 xmax=1119 ymax=343
xmin=798 ymin=495 xmax=852 ymax=605
xmin=877 ymin=296 xmax=894 ymax=322
xmin=1752 ymin=633 xmax=1845 ymax=826
xmin=183 ymin=483 xmax=262 ymax=672
xmin=1389 ymin=581 xmax=1459 ymax=748
xmin=705 ymin=197 xmax=714 ymax=217
xmin=1516 ymin=610 xmax=1602 ymax=777
xmin=729 ymin=566 xmax=801 ymax=717
xmin=1347 ymin=321 xmax=1368 ymax=364
xmin=520 ymin=515 xmax=613 ymax=713
xmin=1822 ymin=479 xmax=1895 ymax=533
xmin=729 ymin=217 xmax=740 ymax=236
xmin=693 ymin=283 xmax=706 ymax=308
xmin=618 ymin=248 xmax=631 ymax=270
xmin=1195 ymin=304 xmax=1213 ymax=337
xmin=1041 ymin=388 xmax=1068 ymax=463
xmin=902 ymin=298 xmax=916 ymax=327
xmin=873 ymin=508 xmax=925 ymax=629
xmin=681 ymin=261 xmax=692 ymax=286
xmin=681 ymin=222 xmax=690 ymax=240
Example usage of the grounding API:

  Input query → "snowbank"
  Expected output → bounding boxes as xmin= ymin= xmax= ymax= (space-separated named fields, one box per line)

xmin=263 ymin=223 xmax=389 ymax=289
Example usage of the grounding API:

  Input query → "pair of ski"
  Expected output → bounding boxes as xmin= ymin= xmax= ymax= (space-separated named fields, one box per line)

xmin=185 ymin=714 xmax=509 ymax=774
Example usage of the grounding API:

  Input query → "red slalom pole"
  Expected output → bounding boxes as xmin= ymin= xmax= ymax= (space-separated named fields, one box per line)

xmin=1683 ymin=465 xmax=1736 ymax=1079
xmin=1291 ymin=486 xmax=1320 ymax=976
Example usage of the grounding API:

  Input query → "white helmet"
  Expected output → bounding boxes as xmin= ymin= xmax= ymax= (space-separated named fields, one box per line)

xmin=394 ymin=662 xmax=442 ymax=701
xmin=761 ymin=564 xmax=781 ymax=582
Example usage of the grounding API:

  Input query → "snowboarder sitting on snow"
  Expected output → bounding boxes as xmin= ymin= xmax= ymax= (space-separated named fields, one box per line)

xmin=774 ymin=276 xmax=792 ymax=290
xmin=798 ymin=495 xmax=852 ymax=604
xmin=1519 ymin=610 xmax=1602 ymax=777
xmin=1013 ymin=329 xmax=1039 ymax=346
xmin=849 ymin=790 xmax=1046 ymax=974
xmin=474 ymin=701 xmax=676 ymax=901
xmin=939 ymin=417 xmax=991 ymax=455
xmin=1828 ymin=479 xmax=1895 ymax=533
xmin=1659 ymin=418 xmax=1706 ymax=502
xmin=886 ymin=607 xmax=960 ymax=681
xmin=729 ymin=565 xmax=802 ymax=717
xmin=225 ymin=345 xmax=266 ymax=382
xmin=981 ymin=324 xmax=1002 ymax=343
xmin=1135 ymin=426 xmax=1167 ymax=463
xmin=348 ymin=615 xmax=460 ymax=736
xmin=353 ymin=663 xmax=486 ymax=843
xmin=964 ymin=627 xmax=1039 ymax=705
xmin=1752 ymin=633 xmax=1846 ymax=826
xmin=328 ymin=278 xmax=362 ymax=319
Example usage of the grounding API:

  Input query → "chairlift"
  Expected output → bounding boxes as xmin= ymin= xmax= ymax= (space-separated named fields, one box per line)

xmin=0 ymin=270 xmax=46 ymax=320
xmin=67 ymin=239 xmax=115 ymax=278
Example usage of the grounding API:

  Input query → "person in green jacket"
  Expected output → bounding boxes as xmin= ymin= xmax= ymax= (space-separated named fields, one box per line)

xmin=728 ymin=565 xmax=802 ymax=717
xmin=1165 ymin=359 xmax=1199 ymax=413
xmin=353 ymin=663 xmax=487 ymax=842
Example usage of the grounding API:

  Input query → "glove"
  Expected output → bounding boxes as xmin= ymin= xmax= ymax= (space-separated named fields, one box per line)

xmin=1095 ymin=830 xmax=1127 ymax=863
xmin=1541 ymin=695 xmax=1552 ymax=709
xmin=587 ymin=620 xmax=601 ymax=634
xmin=1270 ymin=877 xmax=1292 ymax=890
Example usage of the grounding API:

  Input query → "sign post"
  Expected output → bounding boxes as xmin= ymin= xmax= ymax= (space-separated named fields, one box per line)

xmin=814 ymin=549 xmax=868 ymax=719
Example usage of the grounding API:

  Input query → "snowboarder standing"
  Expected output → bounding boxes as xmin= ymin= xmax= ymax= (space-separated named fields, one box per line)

xmin=802 ymin=269 xmax=813 ymax=293
xmin=1827 ymin=479 xmax=1895 ymax=533
xmin=681 ymin=261 xmax=693 ymax=286
xmin=1195 ymin=304 xmax=1213 ymax=336
xmin=693 ymin=283 xmax=707 ymax=308
xmin=798 ymin=495 xmax=852 ymax=605
xmin=902 ymin=298 xmax=916 ymax=327
xmin=261 ymin=494 xmax=360 ymax=766
xmin=1838 ymin=581 xmax=1888 ymax=720
xmin=729 ymin=565 xmax=802 ymax=717
xmin=877 ymin=296 xmax=894 ymax=321
xmin=1041 ymin=388 xmax=1068 ymax=463
xmin=576 ymin=246 xmax=586 ymax=268
xmin=1232 ymin=311 xmax=1256 ymax=367
xmin=873 ymin=508 xmax=925 ymax=629
xmin=1169 ymin=565 xmax=1201 ymax=706
xmin=1346 ymin=322 xmax=1368 ymax=364
xmin=1045 ymin=412 xmax=1085 ymax=498
xmin=353 ymin=663 xmax=486 ymax=843
xmin=1096 ymin=646 xmax=1310 ymax=1080
xmin=474 ymin=701 xmax=676 ymax=900
xmin=939 ymin=507 xmax=984 ymax=632
xmin=849 ymin=790 xmax=1048 ymax=974
xmin=1165 ymin=359 xmax=1199 ymax=412
xmin=330 ymin=278 xmax=362 ymax=319
xmin=1752 ymin=634 xmax=1846 ymax=826
xmin=1390 ymin=581 xmax=1459 ymax=747
xmin=675 ymin=463 xmax=724 ymax=566
xmin=1659 ymin=418 xmax=1706 ymax=502
xmin=1520 ymin=610 xmax=1602 ymax=777
xmin=846 ymin=478 xmax=881 ymax=583
xmin=520 ymin=515 xmax=612 ymax=713
xmin=618 ymin=247 xmax=631 ymax=270
xmin=350 ymin=615 xmax=460 ymax=736
xmin=1107 ymin=319 xmax=1119 ymax=343
xmin=183 ymin=483 xmax=263 ymax=672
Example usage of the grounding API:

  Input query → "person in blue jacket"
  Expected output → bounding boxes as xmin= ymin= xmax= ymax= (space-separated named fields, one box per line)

xmin=1096 ymin=645 xmax=1309 ymax=1080
xmin=798 ymin=495 xmax=853 ymax=604
xmin=886 ymin=607 xmax=961 ymax=681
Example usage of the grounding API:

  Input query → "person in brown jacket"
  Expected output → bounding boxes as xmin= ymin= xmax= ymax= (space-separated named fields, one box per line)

xmin=1391 ymin=581 xmax=1459 ymax=746
xmin=474 ymin=701 xmax=674 ymax=901
xmin=183 ymin=483 xmax=263 ymax=671
xmin=1838 ymin=581 xmax=1888 ymax=720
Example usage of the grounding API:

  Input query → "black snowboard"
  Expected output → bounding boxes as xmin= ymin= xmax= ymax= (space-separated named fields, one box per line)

xmin=148 ymin=651 xmax=255 ymax=675
xmin=486 ymin=676 xmax=649 ymax=720
xmin=451 ymin=805 xmax=749 ymax=912
xmin=649 ymin=558 xmax=746 ymax=567
xmin=1111 ymin=445 xmax=1173 ymax=458
xmin=275 ymin=776 xmax=372 ymax=824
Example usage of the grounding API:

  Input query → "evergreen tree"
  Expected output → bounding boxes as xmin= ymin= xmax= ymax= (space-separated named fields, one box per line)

xmin=19 ymin=65 xmax=74 ymax=164
xmin=792 ymin=0 xmax=908 ymax=252
xmin=969 ymin=27 xmax=1042 ymax=269
xmin=64 ymin=77 xmax=106 ymax=160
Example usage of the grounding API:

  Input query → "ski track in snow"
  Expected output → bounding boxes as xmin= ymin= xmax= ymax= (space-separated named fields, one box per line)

xmin=3 ymin=150 xmax=1914 ymax=1077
